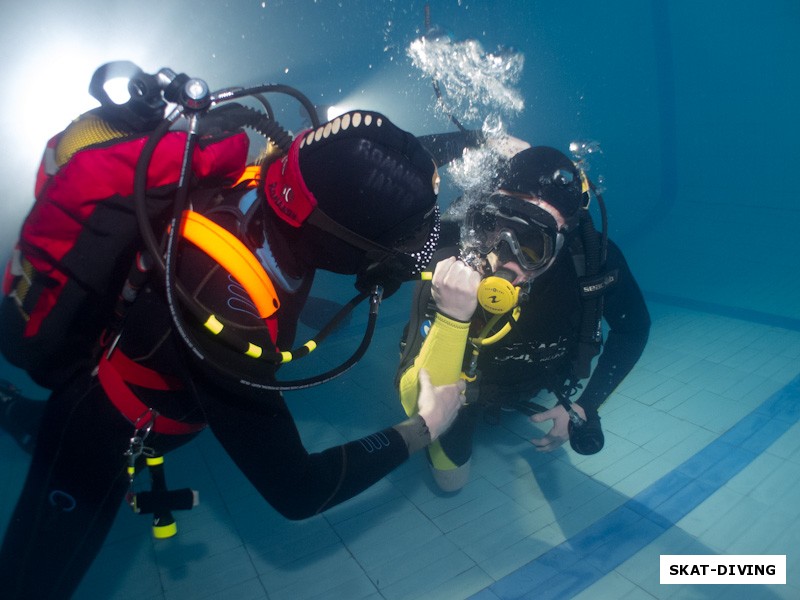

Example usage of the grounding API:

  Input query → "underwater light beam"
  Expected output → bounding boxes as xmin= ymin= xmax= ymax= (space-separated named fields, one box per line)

xmin=325 ymin=65 xmax=438 ymax=134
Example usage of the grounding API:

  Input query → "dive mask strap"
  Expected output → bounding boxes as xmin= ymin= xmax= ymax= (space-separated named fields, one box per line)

xmin=306 ymin=208 xmax=402 ymax=260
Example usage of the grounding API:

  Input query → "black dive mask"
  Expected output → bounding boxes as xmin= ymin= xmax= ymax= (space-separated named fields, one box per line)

xmin=461 ymin=193 xmax=562 ymax=277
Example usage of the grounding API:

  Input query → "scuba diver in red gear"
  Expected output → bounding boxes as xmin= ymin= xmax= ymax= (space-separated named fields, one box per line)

xmin=0 ymin=63 xmax=466 ymax=599
xmin=396 ymin=144 xmax=651 ymax=491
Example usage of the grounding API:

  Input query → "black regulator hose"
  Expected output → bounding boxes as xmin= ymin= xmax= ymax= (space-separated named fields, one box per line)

xmin=213 ymin=83 xmax=322 ymax=130
xmin=132 ymin=91 xmax=383 ymax=390
xmin=581 ymin=212 xmax=601 ymax=278
xmin=573 ymin=177 xmax=611 ymax=379
xmin=133 ymin=113 xmax=181 ymax=280
xmin=130 ymin=110 xmax=235 ymax=366
xmin=206 ymin=103 xmax=293 ymax=152
xmin=164 ymin=285 xmax=381 ymax=392
xmin=241 ymin=289 xmax=383 ymax=391
xmin=162 ymin=115 xmax=205 ymax=364
xmin=589 ymin=179 xmax=609 ymax=264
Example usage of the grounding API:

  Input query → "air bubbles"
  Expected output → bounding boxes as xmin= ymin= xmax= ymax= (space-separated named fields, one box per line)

xmin=448 ymin=146 xmax=501 ymax=193
xmin=569 ymin=139 xmax=603 ymax=160
xmin=552 ymin=169 xmax=575 ymax=185
xmin=407 ymin=35 xmax=524 ymax=123
xmin=570 ymin=140 xmax=607 ymax=195
xmin=482 ymin=114 xmax=505 ymax=137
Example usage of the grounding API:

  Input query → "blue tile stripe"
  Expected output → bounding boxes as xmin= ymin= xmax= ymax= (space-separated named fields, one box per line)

xmin=644 ymin=291 xmax=800 ymax=331
xmin=471 ymin=373 xmax=800 ymax=600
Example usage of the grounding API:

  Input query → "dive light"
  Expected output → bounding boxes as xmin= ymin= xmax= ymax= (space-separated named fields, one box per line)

xmin=131 ymin=454 xmax=198 ymax=539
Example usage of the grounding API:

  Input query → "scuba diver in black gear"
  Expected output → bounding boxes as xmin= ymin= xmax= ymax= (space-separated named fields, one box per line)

xmin=396 ymin=144 xmax=651 ymax=492
xmin=0 ymin=63 xmax=467 ymax=599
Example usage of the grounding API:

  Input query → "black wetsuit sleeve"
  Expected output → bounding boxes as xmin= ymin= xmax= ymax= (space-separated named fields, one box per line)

xmin=172 ymin=216 xmax=412 ymax=521
xmin=417 ymin=130 xmax=484 ymax=166
xmin=577 ymin=240 xmax=650 ymax=415
xmin=193 ymin=378 xmax=409 ymax=520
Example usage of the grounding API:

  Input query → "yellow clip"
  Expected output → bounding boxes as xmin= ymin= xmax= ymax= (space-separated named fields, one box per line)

xmin=204 ymin=315 xmax=224 ymax=335
xmin=246 ymin=343 xmax=263 ymax=358
xmin=152 ymin=522 xmax=178 ymax=539
xmin=145 ymin=455 xmax=165 ymax=467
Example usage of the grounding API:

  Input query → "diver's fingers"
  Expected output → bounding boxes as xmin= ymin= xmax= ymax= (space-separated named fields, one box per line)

xmin=530 ymin=407 xmax=559 ymax=423
xmin=531 ymin=435 xmax=558 ymax=452
xmin=432 ymin=258 xmax=480 ymax=321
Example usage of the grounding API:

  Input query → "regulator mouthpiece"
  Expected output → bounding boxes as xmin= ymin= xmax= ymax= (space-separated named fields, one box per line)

xmin=476 ymin=268 xmax=519 ymax=315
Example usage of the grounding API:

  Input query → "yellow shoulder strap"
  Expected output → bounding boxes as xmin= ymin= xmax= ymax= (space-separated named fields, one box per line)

xmin=179 ymin=210 xmax=280 ymax=319
xmin=56 ymin=113 xmax=129 ymax=167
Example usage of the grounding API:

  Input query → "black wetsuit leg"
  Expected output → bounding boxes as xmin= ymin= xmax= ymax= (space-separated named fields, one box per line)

xmin=0 ymin=372 xmax=132 ymax=599
xmin=433 ymin=401 xmax=481 ymax=468
xmin=0 ymin=382 xmax=45 ymax=454
xmin=434 ymin=381 xmax=545 ymax=468
xmin=0 ymin=373 xmax=131 ymax=599
xmin=0 ymin=371 xmax=196 ymax=600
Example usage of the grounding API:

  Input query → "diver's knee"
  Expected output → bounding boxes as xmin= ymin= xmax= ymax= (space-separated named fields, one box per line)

xmin=429 ymin=458 xmax=471 ymax=493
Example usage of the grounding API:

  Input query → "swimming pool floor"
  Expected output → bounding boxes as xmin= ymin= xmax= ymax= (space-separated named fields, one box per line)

xmin=1 ymin=294 xmax=798 ymax=599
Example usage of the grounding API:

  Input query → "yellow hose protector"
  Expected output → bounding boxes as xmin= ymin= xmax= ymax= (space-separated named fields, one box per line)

xmin=399 ymin=313 xmax=470 ymax=417
xmin=179 ymin=210 xmax=280 ymax=319
xmin=398 ymin=313 xmax=470 ymax=472
xmin=472 ymin=306 xmax=521 ymax=347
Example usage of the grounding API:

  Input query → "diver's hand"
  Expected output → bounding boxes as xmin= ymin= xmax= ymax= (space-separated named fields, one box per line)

xmin=417 ymin=368 xmax=467 ymax=442
xmin=530 ymin=403 xmax=586 ymax=452
xmin=431 ymin=256 xmax=481 ymax=322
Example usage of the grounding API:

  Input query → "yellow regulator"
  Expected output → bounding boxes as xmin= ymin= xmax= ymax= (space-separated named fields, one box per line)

xmin=476 ymin=274 xmax=519 ymax=315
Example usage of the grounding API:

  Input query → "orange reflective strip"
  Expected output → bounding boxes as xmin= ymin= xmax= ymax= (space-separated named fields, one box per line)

xmin=179 ymin=210 xmax=280 ymax=318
